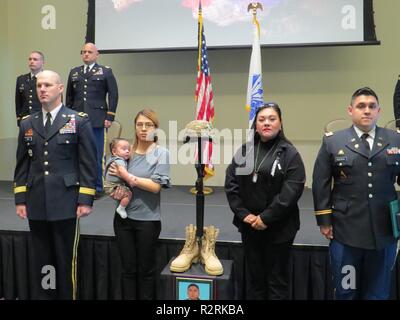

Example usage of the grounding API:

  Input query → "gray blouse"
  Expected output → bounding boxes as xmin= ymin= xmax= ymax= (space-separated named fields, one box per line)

xmin=125 ymin=145 xmax=170 ymax=221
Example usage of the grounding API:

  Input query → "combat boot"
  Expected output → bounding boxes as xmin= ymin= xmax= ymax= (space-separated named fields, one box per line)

xmin=170 ymin=224 xmax=200 ymax=272
xmin=200 ymin=225 xmax=224 ymax=276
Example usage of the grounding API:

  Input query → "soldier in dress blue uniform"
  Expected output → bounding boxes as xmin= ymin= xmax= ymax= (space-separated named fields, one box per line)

xmin=15 ymin=51 xmax=44 ymax=126
xmin=393 ymin=75 xmax=400 ymax=127
xmin=313 ymin=87 xmax=399 ymax=300
xmin=66 ymin=42 xmax=119 ymax=197
xmin=14 ymin=70 xmax=97 ymax=299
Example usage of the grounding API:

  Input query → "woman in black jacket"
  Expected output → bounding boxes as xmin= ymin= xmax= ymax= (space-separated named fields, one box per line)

xmin=225 ymin=103 xmax=306 ymax=300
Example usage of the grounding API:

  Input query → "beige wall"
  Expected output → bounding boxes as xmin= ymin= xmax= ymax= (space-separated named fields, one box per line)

xmin=0 ymin=0 xmax=11 ymax=137
xmin=1 ymin=0 xmax=399 ymax=186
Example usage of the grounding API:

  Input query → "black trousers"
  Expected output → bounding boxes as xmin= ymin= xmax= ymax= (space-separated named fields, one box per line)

xmin=28 ymin=218 xmax=79 ymax=300
xmin=242 ymin=229 xmax=294 ymax=300
xmin=113 ymin=214 xmax=161 ymax=300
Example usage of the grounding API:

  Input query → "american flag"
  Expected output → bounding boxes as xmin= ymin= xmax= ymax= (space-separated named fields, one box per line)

xmin=195 ymin=1 xmax=214 ymax=178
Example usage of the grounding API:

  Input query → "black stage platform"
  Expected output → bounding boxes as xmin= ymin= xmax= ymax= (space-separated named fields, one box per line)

xmin=0 ymin=181 xmax=398 ymax=300
xmin=0 ymin=181 xmax=327 ymax=246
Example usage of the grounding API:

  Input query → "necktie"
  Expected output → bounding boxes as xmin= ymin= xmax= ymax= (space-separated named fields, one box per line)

xmin=85 ymin=66 xmax=90 ymax=74
xmin=45 ymin=112 xmax=52 ymax=134
xmin=361 ymin=133 xmax=370 ymax=152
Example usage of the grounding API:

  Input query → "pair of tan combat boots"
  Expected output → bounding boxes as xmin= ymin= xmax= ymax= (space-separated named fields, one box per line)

xmin=170 ymin=224 xmax=224 ymax=276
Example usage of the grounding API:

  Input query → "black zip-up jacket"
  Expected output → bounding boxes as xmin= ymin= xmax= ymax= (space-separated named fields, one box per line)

xmin=225 ymin=137 xmax=306 ymax=243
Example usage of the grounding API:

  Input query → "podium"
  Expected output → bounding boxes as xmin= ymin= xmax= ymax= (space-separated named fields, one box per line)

xmin=160 ymin=258 xmax=234 ymax=300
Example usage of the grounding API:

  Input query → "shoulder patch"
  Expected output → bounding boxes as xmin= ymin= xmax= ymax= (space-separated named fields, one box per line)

xmin=78 ymin=112 xmax=88 ymax=118
xmin=324 ymin=131 xmax=334 ymax=137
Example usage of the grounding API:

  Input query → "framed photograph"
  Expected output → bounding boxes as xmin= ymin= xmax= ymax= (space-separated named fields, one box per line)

xmin=176 ymin=277 xmax=214 ymax=300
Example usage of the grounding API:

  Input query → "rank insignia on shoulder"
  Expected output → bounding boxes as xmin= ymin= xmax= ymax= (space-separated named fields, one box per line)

xmin=324 ymin=131 xmax=333 ymax=137
xmin=22 ymin=115 xmax=30 ymax=120
xmin=105 ymin=66 xmax=110 ymax=69
xmin=78 ymin=112 xmax=88 ymax=117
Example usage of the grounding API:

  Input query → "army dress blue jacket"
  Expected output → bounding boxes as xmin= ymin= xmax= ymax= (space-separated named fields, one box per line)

xmin=66 ymin=63 xmax=118 ymax=128
xmin=393 ymin=76 xmax=400 ymax=127
xmin=14 ymin=105 xmax=97 ymax=221
xmin=15 ymin=73 xmax=41 ymax=125
xmin=312 ymin=126 xmax=400 ymax=250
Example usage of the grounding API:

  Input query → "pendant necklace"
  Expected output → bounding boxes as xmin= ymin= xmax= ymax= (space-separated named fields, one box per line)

xmin=252 ymin=140 xmax=278 ymax=183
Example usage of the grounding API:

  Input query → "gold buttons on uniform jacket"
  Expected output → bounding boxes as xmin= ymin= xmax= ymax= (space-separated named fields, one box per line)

xmin=369 ymin=194 xmax=373 ymax=199
xmin=368 ymin=183 xmax=373 ymax=188
xmin=44 ymin=171 xmax=49 ymax=175
xmin=44 ymin=161 xmax=49 ymax=166
xmin=44 ymin=151 xmax=48 ymax=155
xmin=368 ymin=162 xmax=372 ymax=167
xmin=44 ymin=142 xmax=48 ymax=146
xmin=368 ymin=172 xmax=372 ymax=177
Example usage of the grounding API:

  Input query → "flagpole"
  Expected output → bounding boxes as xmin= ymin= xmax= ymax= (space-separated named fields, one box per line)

xmin=190 ymin=0 xmax=213 ymax=196
xmin=246 ymin=2 xmax=264 ymax=131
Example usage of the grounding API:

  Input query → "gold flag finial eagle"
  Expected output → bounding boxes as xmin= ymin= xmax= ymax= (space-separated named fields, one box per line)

xmin=247 ymin=2 xmax=263 ymax=14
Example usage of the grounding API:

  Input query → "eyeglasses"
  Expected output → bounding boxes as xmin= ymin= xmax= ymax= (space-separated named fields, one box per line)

xmin=136 ymin=122 xmax=155 ymax=129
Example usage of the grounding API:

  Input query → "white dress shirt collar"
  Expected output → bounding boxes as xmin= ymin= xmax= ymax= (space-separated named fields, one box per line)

xmin=353 ymin=125 xmax=376 ymax=140
xmin=42 ymin=104 xmax=62 ymax=125
xmin=84 ymin=63 xmax=95 ymax=72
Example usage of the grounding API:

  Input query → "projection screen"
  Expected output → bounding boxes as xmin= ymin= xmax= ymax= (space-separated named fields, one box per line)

xmin=88 ymin=0 xmax=379 ymax=52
